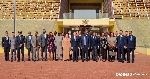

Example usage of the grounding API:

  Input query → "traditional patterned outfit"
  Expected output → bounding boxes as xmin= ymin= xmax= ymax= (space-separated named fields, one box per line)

xmin=47 ymin=37 xmax=55 ymax=53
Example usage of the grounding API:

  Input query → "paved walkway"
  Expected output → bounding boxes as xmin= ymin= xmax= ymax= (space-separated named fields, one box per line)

xmin=0 ymin=53 xmax=150 ymax=79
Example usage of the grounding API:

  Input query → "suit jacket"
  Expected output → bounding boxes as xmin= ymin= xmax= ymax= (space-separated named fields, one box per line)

xmin=39 ymin=33 xmax=48 ymax=47
xmin=71 ymin=36 xmax=79 ymax=48
xmin=2 ymin=37 xmax=10 ymax=48
xmin=31 ymin=36 xmax=40 ymax=47
xmin=16 ymin=35 xmax=25 ymax=47
xmin=90 ymin=36 xmax=99 ymax=48
xmin=116 ymin=35 xmax=126 ymax=48
xmin=25 ymin=35 xmax=33 ymax=48
xmin=81 ymin=36 xmax=90 ymax=48
xmin=89 ymin=34 xmax=93 ymax=47
xmin=77 ymin=35 xmax=82 ymax=47
xmin=127 ymin=35 xmax=136 ymax=48
xmin=9 ymin=37 xmax=17 ymax=49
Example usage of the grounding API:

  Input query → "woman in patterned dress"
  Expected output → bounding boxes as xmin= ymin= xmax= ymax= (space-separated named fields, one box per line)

xmin=100 ymin=32 xmax=108 ymax=62
xmin=47 ymin=32 xmax=55 ymax=61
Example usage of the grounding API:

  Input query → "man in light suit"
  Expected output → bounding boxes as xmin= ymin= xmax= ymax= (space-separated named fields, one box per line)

xmin=16 ymin=31 xmax=25 ymax=62
xmin=2 ymin=31 xmax=10 ymax=61
xmin=127 ymin=31 xmax=136 ymax=63
xmin=9 ymin=32 xmax=17 ymax=62
xmin=40 ymin=29 xmax=48 ymax=61
xmin=116 ymin=30 xmax=127 ymax=63
xmin=25 ymin=31 xmax=33 ymax=61
xmin=81 ymin=32 xmax=90 ymax=62
xmin=71 ymin=32 xmax=79 ymax=62
xmin=31 ymin=31 xmax=40 ymax=62
xmin=90 ymin=32 xmax=99 ymax=62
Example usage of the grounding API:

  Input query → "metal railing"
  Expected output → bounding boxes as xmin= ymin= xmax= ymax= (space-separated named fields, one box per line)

xmin=63 ymin=13 xmax=109 ymax=19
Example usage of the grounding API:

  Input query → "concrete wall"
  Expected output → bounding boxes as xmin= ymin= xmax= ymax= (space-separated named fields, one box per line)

xmin=0 ymin=20 xmax=55 ymax=46
xmin=115 ymin=19 xmax=150 ymax=47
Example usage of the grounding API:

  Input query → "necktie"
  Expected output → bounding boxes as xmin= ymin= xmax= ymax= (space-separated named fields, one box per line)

xmin=36 ymin=36 xmax=37 ymax=40
xmin=20 ymin=35 xmax=21 ymax=40
xmin=120 ymin=36 xmax=121 ymax=41
xmin=130 ymin=36 xmax=132 ymax=41
xmin=84 ymin=36 xmax=86 ymax=45
xmin=75 ymin=36 xmax=76 ymax=41
xmin=29 ymin=36 xmax=31 ymax=41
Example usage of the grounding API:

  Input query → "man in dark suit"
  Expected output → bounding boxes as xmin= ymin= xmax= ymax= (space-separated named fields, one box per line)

xmin=71 ymin=32 xmax=79 ymax=62
xmin=88 ymin=31 xmax=93 ymax=61
xmin=127 ymin=31 xmax=136 ymax=63
xmin=116 ymin=30 xmax=127 ymax=63
xmin=2 ymin=31 xmax=10 ymax=61
xmin=78 ymin=31 xmax=82 ymax=59
xmin=16 ymin=31 xmax=25 ymax=62
xmin=90 ymin=32 xmax=99 ymax=62
xmin=39 ymin=29 xmax=48 ymax=61
xmin=81 ymin=32 xmax=90 ymax=62
xmin=25 ymin=31 xmax=33 ymax=61
xmin=124 ymin=31 xmax=128 ymax=61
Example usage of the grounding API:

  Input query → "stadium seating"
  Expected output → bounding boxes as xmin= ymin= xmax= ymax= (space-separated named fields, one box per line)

xmin=0 ymin=0 xmax=60 ymax=20
xmin=113 ymin=0 xmax=150 ymax=19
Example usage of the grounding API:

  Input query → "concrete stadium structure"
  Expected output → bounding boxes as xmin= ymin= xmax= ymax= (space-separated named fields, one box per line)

xmin=0 ymin=0 xmax=150 ymax=54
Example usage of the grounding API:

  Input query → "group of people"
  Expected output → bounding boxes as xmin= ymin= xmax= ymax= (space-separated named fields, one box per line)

xmin=2 ymin=29 xmax=136 ymax=63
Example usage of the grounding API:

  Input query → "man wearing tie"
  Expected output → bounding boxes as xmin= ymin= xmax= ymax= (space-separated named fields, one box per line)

xmin=124 ymin=31 xmax=128 ymax=61
xmin=39 ymin=29 xmax=48 ymax=61
xmin=81 ymin=32 xmax=90 ymax=62
xmin=88 ymin=31 xmax=93 ymax=61
xmin=90 ymin=32 xmax=99 ymax=62
xmin=78 ymin=31 xmax=82 ymax=59
xmin=116 ymin=30 xmax=127 ymax=63
xmin=127 ymin=31 xmax=136 ymax=63
xmin=2 ymin=31 xmax=10 ymax=61
xmin=71 ymin=32 xmax=79 ymax=62
xmin=9 ymin=32 xmax=17 ymax=62
xmin=31 ymin=31 xmax=40 ymax=62
xmin=25 ymin=31 xmax=33 ymax=61
xmin=16 ymin=31 xmax=25 ymax=62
